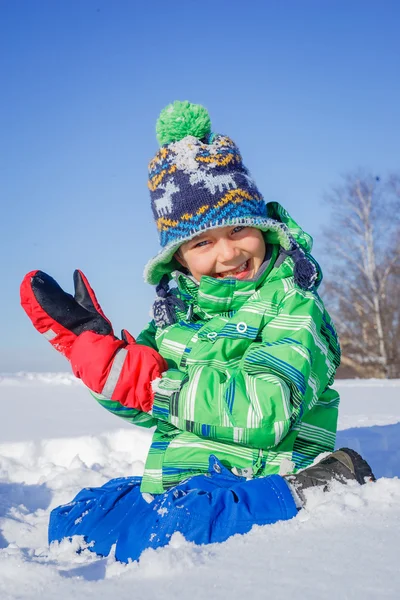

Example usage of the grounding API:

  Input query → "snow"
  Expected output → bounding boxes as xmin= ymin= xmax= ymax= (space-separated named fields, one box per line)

xmin=0 ymin=374 xmax=399 ymax=599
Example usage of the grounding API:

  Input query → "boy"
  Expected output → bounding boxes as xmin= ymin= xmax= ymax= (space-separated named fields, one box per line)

xmin=21 ymin=101 xmax=374 ymax=562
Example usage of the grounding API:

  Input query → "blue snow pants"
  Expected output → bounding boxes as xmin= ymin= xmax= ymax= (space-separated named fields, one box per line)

xmin=49 ymin=456 xmax=297 ymax=563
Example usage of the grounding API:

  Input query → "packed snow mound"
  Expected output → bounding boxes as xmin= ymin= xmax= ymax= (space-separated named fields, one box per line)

xmin=0 ymin=377 xmax=399 ymax=599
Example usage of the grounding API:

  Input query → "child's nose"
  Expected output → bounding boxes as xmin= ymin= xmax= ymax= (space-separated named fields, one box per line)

xmin=217 ymin=239 xmax=239 ymax=263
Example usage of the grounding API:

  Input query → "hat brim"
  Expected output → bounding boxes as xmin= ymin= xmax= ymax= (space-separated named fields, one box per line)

xmin=144 ymin=216 xmax=292 ymax=285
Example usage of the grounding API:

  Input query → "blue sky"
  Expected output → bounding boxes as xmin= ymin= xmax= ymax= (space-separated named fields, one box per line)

xmin=1 ymin=0 xmax=399 ymax=371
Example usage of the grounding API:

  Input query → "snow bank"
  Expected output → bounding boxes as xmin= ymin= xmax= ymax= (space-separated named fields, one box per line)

xmin=0 ymin=478 xmax=399 ymax=599
xmin=0 ymin=376 xmax=399 ymax=599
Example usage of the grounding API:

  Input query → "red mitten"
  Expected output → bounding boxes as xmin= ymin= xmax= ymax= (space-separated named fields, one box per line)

xmin=20 ymin=270 xmax=167 ymax=411
xmin=20 ymin=269 xmax=113 ymax=359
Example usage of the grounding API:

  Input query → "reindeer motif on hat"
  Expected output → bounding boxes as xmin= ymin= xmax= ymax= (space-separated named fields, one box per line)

xmin=154 ymin=179 xmax=180 ymax=217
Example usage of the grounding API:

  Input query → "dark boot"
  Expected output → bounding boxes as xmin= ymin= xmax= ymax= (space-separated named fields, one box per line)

xmin=285 ymin=448 xmax=375 ymax=505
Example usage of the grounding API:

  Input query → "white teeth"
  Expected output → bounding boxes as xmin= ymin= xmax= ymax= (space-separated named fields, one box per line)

xmin=235 ymin=262 xmax=247 ymax=273
xmin=217 ymin=260 xmax=248 ymax=278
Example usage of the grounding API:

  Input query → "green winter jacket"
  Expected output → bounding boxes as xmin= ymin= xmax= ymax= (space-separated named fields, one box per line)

xmin=92 ymin=204 xmax=341 ymax=494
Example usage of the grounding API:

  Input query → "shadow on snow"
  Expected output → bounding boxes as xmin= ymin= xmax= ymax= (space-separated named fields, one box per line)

xmin=336 ymin=421 xmax=400 ymax=479
xmin=59 ymin=559 xmax=108 ymax=581
xmin=0 ymin=481 xmax=52 ymax=549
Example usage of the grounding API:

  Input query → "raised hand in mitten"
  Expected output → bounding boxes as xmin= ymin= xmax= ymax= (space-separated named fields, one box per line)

xmin=20 ymin=270 xmax=167 ymax=412
xmin=20 ymin=269 xmax=113 ymax=359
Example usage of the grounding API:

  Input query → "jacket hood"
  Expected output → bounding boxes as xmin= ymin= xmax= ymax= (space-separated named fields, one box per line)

xmin=265 ymin=202 xmax=314 ymax=254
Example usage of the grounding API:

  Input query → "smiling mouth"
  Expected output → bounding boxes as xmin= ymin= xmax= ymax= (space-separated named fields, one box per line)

xmin=214 ymin=260 xmax=250 ymax=279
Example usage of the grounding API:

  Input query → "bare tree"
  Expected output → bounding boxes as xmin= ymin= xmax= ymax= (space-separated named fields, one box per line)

xmin=321 ymin=171 xmax=400 ymax=378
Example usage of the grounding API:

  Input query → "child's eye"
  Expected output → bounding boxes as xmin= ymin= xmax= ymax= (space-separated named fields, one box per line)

xmin=231 ymin=226 xmax=246 ymax=235
xmin=193 ymin=239 xmax=210 ymax=248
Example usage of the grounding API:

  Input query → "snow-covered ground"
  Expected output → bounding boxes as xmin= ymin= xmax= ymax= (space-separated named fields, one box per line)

xmin=0 ymin=374 xmax=399 ymax=599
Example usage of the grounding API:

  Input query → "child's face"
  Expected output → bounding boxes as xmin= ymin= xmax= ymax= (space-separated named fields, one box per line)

xmin=175 ymin=226 xmax=266 ymax=282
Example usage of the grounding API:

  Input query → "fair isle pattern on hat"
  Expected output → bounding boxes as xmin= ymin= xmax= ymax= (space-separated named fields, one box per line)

xmin=149 ymin=133 xmax=265 ymax=248
xmin=144 ymin=101 xmax=286 ymax=285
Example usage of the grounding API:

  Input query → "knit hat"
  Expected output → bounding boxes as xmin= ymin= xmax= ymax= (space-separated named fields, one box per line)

xmin=144 ymin=101 xmax=296 ymax=285
xmin=144 ymin=101 xmax=318 ymax=302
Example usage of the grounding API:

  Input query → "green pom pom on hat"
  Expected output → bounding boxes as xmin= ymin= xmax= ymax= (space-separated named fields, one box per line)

xmin=156 ymin=100 xmax=212 ymax=146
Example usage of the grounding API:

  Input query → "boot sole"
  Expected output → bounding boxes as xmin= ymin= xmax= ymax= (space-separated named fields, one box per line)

xmin=337 ymin=447 xmax=376 ymax=484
